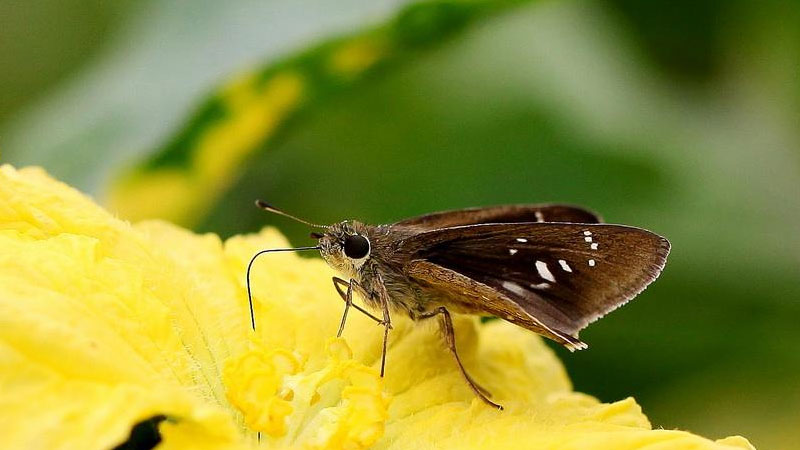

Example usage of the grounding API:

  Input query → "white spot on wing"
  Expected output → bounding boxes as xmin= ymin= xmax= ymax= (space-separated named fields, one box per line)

xmin=535 ymin=211 xmax=544 ymax=222
xmin=583 ymin=231 xmax=592 ymax=236
xmin=584 ymin=236 xmax=593 ymax=243
xmin=509 ymin=248 xmax=518 ymax=255
xmin=516 ymin=238 xmax=528 ymax=243
xmin=530 ymin=282 xmax=550 ymax=290
xmin=535 ymin=260 xmax=556 ymax=282
xmin=588 ymin=259 xmax=596 ymax=267
xmin=502 ymin=281 xmax=527 ymax=296
xmin=558 ymin=259 xmax=573 ymax=272
xmin=591 ymin=243 xmax=599 ymax=250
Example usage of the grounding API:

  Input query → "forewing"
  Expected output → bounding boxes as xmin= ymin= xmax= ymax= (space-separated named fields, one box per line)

xmin=402 ymin=223 xmax=670 ymax=340
xmin=392 ymin=204 xmax=602 ymax=230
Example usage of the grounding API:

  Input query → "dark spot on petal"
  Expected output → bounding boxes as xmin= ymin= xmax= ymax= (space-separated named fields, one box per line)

xmin=112 ymin=415 xmax=167 ymax=450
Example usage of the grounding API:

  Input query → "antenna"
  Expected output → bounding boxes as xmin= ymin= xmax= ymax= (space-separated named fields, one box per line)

xmin=255 ymin=200 xmax=325 ymax=228
xmin=246 ymin=246 xmax=320 ymax=330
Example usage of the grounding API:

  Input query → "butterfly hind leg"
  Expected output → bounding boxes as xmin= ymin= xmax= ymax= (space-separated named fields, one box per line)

xmin=418 ymin=307 xmax=503 ymax=410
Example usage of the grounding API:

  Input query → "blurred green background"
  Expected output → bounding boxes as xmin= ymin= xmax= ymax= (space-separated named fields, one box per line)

xmin=2 ymin=1 xmax=798 ymax=448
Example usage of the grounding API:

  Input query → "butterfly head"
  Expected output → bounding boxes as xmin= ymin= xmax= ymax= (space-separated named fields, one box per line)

xmin=253 ymin=200 xmax=373 ymax=279
xmin=314 ymin=221 xmax=372 ymax=278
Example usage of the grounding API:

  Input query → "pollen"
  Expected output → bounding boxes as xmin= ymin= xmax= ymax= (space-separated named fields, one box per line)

xmin=222 ymin=338 xmax=304 ymax=436
xmin=222 ymin=336 xmax=390 ymax=446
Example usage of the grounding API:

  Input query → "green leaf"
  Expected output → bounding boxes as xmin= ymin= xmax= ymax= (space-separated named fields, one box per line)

xmin=3 ymin=0 xmax=528 ymax=225
xmin=110 ymin=0 xmax=530 ymax=225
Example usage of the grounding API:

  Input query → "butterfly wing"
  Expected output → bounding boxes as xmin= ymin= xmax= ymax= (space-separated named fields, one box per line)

xmin=405 ymin=259 xmax=589 ymax=350
xmin=400 ymin=223 xmax=670 ymax=349
xmin=393 ymin=204 xmax=602 ymax=230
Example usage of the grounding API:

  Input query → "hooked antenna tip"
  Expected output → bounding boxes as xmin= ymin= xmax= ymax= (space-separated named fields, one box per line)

xmin=254 ymin=199 xmax=325 ymax=228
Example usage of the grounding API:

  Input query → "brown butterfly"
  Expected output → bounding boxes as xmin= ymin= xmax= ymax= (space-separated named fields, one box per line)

xmin=247 ymin=201 xmax=670 ymax=409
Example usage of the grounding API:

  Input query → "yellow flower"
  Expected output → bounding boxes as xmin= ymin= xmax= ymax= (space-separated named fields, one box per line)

xmin=0 ymin=165 xmax=755 ymax=450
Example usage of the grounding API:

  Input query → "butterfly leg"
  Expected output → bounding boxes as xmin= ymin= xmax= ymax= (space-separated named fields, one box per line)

xmin=336 ymin=278 xmax=354 ymax=338
xmin=418 ymin=307 xmax=503 ymax=410
xmin=332 ymin=277 xmax=383 ymax=337
xmin=333 ymin=276 xmax=392 ymax=377
xmin=371 ymin=273 xmax=393 ymax=378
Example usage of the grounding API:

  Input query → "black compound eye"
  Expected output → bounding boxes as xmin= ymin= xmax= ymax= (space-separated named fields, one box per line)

xmin=343 ymin=234 xmax=370 ymax=259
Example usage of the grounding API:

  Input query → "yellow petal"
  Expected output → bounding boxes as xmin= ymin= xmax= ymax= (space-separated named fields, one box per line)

xmin=0 ymin=165 xmax=246 ymax=449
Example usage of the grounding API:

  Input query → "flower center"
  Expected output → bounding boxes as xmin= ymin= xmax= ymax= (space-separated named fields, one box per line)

xmin=223 ymin=337 xmax=391 ymax=448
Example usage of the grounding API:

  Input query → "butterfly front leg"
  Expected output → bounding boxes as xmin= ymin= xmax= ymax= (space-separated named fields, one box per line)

xmin=332 ymin=276 xmax=392 ymax=377
xmin=331 ymin=277 xmax=383 ymax=337
xmin=416 ymin=307 xmax=503 ymax=410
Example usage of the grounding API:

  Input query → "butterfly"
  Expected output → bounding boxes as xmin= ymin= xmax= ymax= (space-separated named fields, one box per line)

xmin=248 ymin=202 xmax=670 ymax=409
